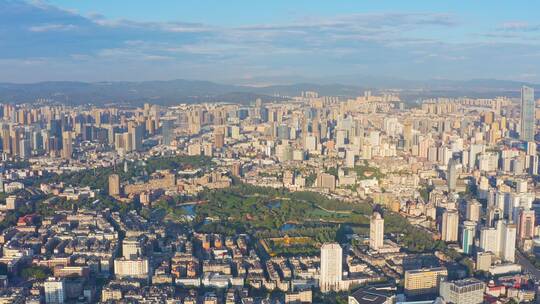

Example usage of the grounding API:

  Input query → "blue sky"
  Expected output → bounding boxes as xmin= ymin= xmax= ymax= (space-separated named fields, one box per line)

xmin=0 ymin=0 xmax=539 ymax=84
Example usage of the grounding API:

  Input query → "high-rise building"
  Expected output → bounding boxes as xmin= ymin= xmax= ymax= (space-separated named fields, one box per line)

xmin=439 ymin=278 xmax=485 ymax=304
xmin=345 ymin=149 xmax=356 ymax=168
xmin=61 ymin=131 xmax=72 ymax=159
xmin=520 ymin=86 xmax=535 ymax=142
xmin=188 ymin=110 xmax=201 ymax=134
xmin=19 ymin=137 xmax=31 ymax=159
xmin=498 ymin=220 xmax=516 ymax=262
xmin=403 ymin=120 xmax=413 ymax=151
xmin=479 ymin=226 xmax=499 ymax=254
xmin=44 ymin=277 xmax=65 ymax=304
xmin=128 ymin=122 xmax=144 ymax=151
xmin=108 ymin=174 xmax=120 ymax=197
xmin=319 ymin=243 xmax=342 ymax=292
xmin=527 ymin=141 xmax=537 ymax=156
xmin=369 ymin=212 xmax=384 ymax=251
xmin=114 ymin=132 xmax=132 ymax=153
xmin=230 ymin=125 xmax=240 ymax=139
xmin=231 ymin=162 xmax=242 ymax=177
xmin=214 ymin=131 xmax=225 ymax=149
xmin=161 ymin=119 xmax=174 ymax=146
xmin=1 ymin=125 xmax=11 ymax=155
xmin=466 ymin=200 xmax=481 ymax=222
xmin=447 ymin=158 xmax=458 ymax=192
xmin=518 ymin=209 xmax=535 ymax=240
xmin=277 ymin=125 xmax=291 ymax=140
xmin=461 ymin=221 xmax=476 ymax=255
xmin=441 ymin=209 xmax=459 ymax=242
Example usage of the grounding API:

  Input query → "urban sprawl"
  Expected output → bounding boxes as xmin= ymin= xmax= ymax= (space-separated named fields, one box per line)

xmin=0 ymin=87 xmax=538 ymax=304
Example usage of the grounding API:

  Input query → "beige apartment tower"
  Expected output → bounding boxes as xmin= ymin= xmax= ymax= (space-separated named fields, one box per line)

xmin=108 ymin=174 xmax=120 ymax=196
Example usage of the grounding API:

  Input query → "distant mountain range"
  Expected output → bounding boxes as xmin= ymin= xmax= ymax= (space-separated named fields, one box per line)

xmin=0 ymin=78 xmax=538 ymax=106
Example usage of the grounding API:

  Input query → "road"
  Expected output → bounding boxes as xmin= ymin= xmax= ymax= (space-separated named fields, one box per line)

xmin=516 ymin=251 xmax=540 ymax=281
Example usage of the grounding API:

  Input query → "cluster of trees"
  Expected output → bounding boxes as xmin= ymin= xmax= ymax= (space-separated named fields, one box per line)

xmin=151 ymin=198 xmax=188 ymax=222
xmin=0 ymin=203 xmax=34 ymax=231
xmin=419 ymin=184 xmax=434 ymax=202
xmin=267 ymin=240 xmax=319 ymax=256
xmin=197 ymin=221 xmax=247 ymax=236
xmin=35 ymin=194 xmax=137 ymax=217
xmin=196 ymin=185 xmax=363 ymax=237
xmin=325 ymin=163 xmax=385 ymax=181
xmin=288 ymin=191 xmax=371 ymax=213
xmin=33 ymin=155 xmax=212 ymax=192
xmin=22 ymin=155 xmax=212 ymax=220
xmin=313 ymin=291 xmax=349 ymax=304
xmin=348 ymin=162 xmax=385 ymax=181
xmin=304 ymin=173 xmax=317 ymax=187
xmin=383 ymin=210 xmax=472 ymax=274
xmin=145 ymin=155 xmax=212 ymax=173
xmin=21 ymin=266 xmax=50 ymax=280
xmin=194 ymin=184 xmax=377 ymax=255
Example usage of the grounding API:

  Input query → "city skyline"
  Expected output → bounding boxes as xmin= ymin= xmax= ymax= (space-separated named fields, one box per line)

xmin=0 ymin=0 xmax=539 ymax=84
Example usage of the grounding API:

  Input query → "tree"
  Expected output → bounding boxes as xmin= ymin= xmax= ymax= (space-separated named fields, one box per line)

xmin=21 ymin=266 xmax=50 ymax=280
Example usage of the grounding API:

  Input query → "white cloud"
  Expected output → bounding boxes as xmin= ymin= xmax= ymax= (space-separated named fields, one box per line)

xmin=28 ymin=23 xmax=77 ymax=32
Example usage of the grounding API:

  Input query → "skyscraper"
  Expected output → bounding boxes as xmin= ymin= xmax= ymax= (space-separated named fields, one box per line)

xmin=461 ymin=221 xmax=476 ymax=255
xmin=61 ymin=131 xmax=72 ymax=159
xmin=161 ymin=119 xmax=174 ymax=146
xmin=518 ymin=209 xmax=535 ymax=240
xmin=498 ymin=220 xmax=516 ymax=262
xmin=479 ymin=226 xmax=499 ymax=254
xmin=369 ymin=212 xmax=384 ymax=250
xmin=128 ymin=122 xmax=144 ymax=151
xmin=403 ymin=120 xmax=413 ymax=151
xmin=319 ymin=243 xmax=342 ymax=292
xmin=447 ymin=158 xmax=458 ymax=192
xmin=1 ymin=125 xmax=11 ymax=155
xmin=520 ymin=86 xmax=535 ymax=142
xmin=214 ymin=131 xmax=225 ymax=149
xmin=466 ymin=200 xmax=481 ymax=222
xmin=108 ymin=174 xmax=120 ymax=197
xmin=231 ymin=162 xmax=242 ymax=177
xmin=441 ymin=209 xmax=459 ymax=242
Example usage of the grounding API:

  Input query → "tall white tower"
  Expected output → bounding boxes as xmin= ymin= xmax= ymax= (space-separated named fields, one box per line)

xmin=370 ymin=212 xmax=384 ymax=250
xmin=520 ymin=86 xmax=535 ymax=142
xmin=441 ymin=209 xmax=459 ymax=242
xmin=498 ymin=220 xmax=516 ymax=262
xmin=319 ymin=243 xmax=343 ymax=292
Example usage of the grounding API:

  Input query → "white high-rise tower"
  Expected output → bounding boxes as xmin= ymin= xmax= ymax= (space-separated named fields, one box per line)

xmin=441 ymin=209 xmax=459 ymax=242
xmin=319 ymin=243 xmax=343 ymax=292
xmin=370 ymin=212 xmax=384 ymax=250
